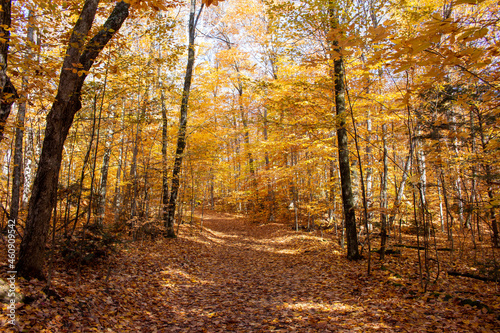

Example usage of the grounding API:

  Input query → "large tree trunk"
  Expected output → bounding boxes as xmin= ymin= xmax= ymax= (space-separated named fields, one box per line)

xmin=329 ymin=2 xmax=360 ymax=260
xmin=0 ymin=0 xmax=17 ymax=142
xmin=165 ymin=0 xmax=203 ymax=237
xmin=16 ymin=0 xmax=130 ymax=280
xmin=335 ymin=57 xmax=360 ymax=260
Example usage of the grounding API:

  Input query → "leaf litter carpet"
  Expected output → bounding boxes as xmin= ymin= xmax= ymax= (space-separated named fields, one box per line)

xmin=3 ymin=211 xmax=499 ymax=332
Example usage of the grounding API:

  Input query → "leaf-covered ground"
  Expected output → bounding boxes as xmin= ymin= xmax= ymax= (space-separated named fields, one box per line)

xmin=2 ymin=211 xmax=500 ymax=332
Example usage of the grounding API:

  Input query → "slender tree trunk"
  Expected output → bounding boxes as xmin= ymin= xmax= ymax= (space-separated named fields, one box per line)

xmin=70 ymin=95 xmax=99 ymax=238
xmin=63 ymin=124 xmax=79 ymax=236
xmin=329 ymin=158 xmax=336 ymax=226
xmin=380 ymin=124 xmax=388 ymax=260
xmin=263 ymin=107 xmax=274 ymax=221
xmin=16 ymin=0 xmax=130 ymax=280
xmin=22 ymin=127 xmax=34 ymax=207
xmin=95 ymin=61 xmax=111 ymax=226
xmin=161 ymin=83 xmax=169 ymax=225
xmin=365 ymin=116 xmax=373 ymax=228
xmin=128 ymin=91 xmax=146 ymax=218
xmin=165 ymin=0 xmax=203 ymax=237
xmin=437 ymin=178 xmax=444 ymax=232
xmin=387 ymin=151 xmax=411 ymax=229
xmin=97 ymin=125 xmax=113 ymax=225
xmin=113 ymin=104 xmax=125 ymax=222
xmin=469 ymin=109 xmax=480 ymax=240
xmin=10 ymin=11 xmax=36 ymax=222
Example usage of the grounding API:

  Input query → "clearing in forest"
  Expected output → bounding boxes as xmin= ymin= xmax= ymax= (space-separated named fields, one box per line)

xmin=2 ymin=211 xmax=500 ymax=332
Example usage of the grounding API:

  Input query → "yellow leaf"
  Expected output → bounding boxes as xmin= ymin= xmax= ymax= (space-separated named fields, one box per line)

xmin=203 ymin=0 xmax=225 ymax=6
xmin=410 ymin=41 xmax=431 ymax=55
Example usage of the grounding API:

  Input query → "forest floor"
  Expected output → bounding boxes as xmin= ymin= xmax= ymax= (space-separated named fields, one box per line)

xmin=2 ymin=211 xmax=500 ymax=332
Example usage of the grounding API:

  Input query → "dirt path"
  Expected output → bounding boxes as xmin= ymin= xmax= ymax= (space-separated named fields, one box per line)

xmin=5 ymin=211 xmax=499 ymax=332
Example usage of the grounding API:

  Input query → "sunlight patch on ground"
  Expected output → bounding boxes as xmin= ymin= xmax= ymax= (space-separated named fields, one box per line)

xmin=205 ymin=229 xmax=241 ymax=239
xmin=181 ymin=224 xmax=334 ymax=256
xmin=160 ymin=268 xmax=214 ymax=287
xmin=282 ymin=300 xmax=360 ymax=313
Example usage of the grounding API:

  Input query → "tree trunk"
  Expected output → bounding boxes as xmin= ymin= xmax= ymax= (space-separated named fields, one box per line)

xmin=165 ymin=0 xmax=203 ymax=237
xmin=10 ymin=11 xmax=36 ymax=222
xmin=334 ymin=57 xmax=359 ymax=259
xmin=16 ymin=0 xmax=130 ymax=280
xmin=161 ymin=82 xmax=169 ymax=224
xmin=97 ymin=125 xmax=113 ymax=225
xmin=475 ymin=108 xmax=499 ymax=247
xmin=70 ymin=96 xmax=98 ymax=238
xmin=329 ymin=3 xmax=360 ymax=260
xmin=113 ymin=104 xmax=126 ymax=222
xmin=387 ymin=151 xmax=411 ymax=229
xmin=128 ymin=92 xmax=147 ymax=218
xmin=22 ymin=127 xmax=34 ymax=207
xmin=380 ymin=124 xmax=388 ymax=260
xmin=0 ymin=0 xmax=17 ymax=143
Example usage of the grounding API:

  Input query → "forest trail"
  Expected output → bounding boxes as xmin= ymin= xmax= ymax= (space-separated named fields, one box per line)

xmin=6 ymin=211 xmax=500 ymax=332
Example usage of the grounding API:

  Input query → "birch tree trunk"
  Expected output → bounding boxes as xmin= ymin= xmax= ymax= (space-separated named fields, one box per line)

xmin=10 ymin=11 xmax=35 ymax=222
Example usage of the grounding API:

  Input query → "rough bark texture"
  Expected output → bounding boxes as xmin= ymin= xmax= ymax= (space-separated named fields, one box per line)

xmin=334 ymin=56 xmax=360 ymax=260
xmin=0 ymin=0 xmax=17 ymax=142
xmin=329 ymin=2 xmax=360 ymax=260
xmin=16 ymin=0 xmax=130 ymax=280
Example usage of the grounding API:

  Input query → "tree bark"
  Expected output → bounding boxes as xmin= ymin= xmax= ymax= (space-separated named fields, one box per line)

xmin=329 ymin=2 xmax=360 ymax=260
xmin=165 ymin=0 xmax=203 ymax=237
xmin=113 ymin=104 xmax=126 ymax=222
xmin=97 ymin=124 xmax=113 ymax=225
xmin=335 ymin=58 xmax=360 ymax=259
xmin=380 ymin=124 xmax=388 ymax=260
xmin=161 ymin=83 xmax=169 ymax=224
xmin=16 ymin=0 xmax=130 ymax=280
xmin=476 ymin=109 xmax=499 ymax=247
xmin=0 ymin=0 xmax=17 ymax=143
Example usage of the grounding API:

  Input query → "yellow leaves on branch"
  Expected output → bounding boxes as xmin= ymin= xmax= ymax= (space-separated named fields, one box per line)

xmin=202 ymin=0 xmax=225 ymax=6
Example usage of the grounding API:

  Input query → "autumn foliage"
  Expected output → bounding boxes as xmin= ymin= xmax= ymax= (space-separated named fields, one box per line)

xmin=1 ymin=0 xmax=499 ymax=331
